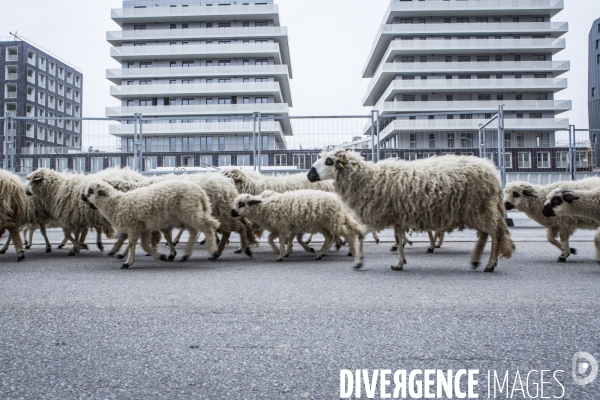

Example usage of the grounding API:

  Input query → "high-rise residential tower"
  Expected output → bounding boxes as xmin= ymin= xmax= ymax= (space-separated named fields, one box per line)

xmin=363 ymin=0 xmax=572 ymax=172
xmin=0 ymin=35 xmax=83 ymax=172
xmin=589 ymin=16 xmax=600 ymax=165
xmin=106 ymin=0 xmax=293 ymax=170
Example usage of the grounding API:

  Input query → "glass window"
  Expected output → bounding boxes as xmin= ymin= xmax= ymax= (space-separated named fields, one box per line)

xmin=218 ymin=155 xmax=232 ymax=166
xmin=163 ymin=156 xmax=176 ymax=167
xmin=537 ymin=152 xmax=550 ymax=168
xmin=219 ymin=136 xmax=225 ymax=151
xmin=237 ymin=155 xmax=251 ymax=167
xmin=73 ymin=157 xmax=86 ymax=173
xmin=518 ymin=152 xmax=531 ymax=168
xmin=275 ymin=154 xmax=288 ymax=167
xmin=91 ymin=157 xmax=104 ymax=173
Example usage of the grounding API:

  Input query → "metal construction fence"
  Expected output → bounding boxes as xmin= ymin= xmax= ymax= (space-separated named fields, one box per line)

xmin=0 ymin=109 xmax=598 ymax=185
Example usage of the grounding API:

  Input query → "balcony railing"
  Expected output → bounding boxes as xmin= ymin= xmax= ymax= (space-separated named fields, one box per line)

xmin=380 ymin=22 xmax=567 ymax=36
xmin=106 ymin=103 xmax=290 ymax=118
xmin=107 ymin=26 xmax=288 ymax=43
xmin=21 ymin=146 xmax=81 ymax=155
xmin=6 ymin=54 xmax=18 ymax=62
xmin=376 ymin=100 xmax=572 ymax=114
xmin=110 ymin=82 xmax=283 ymax=101
xmin=109 ymin=120 xmax=285 ymax=136
xmin=386 ymin=0 xmax=564 ymax=15
xmin=110 ymin=42 xmax=282 ymax=63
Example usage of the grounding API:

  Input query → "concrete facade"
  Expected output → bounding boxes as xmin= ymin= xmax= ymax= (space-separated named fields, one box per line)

xmin=589 ymin=17 xmax=600 ymax=168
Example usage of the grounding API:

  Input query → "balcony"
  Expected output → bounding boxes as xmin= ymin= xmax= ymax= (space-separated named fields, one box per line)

xmin=107 ymin=27 xmax=292 ymax=75
xmin=111 ymin=4 xmax=280 ymax=26
xmin=364 ymin=61 xmax=570 ymax=105
xmin=109 ymin=119 xmax=286 ymax=137
xmin=21 ymin=146 xmax=80 ymax=155
xmin=376 ymin=100 xmax=572 ymax=115
xmin=106 ymin=65 xmax=292 ymax=104
xmin=110 ymin=82 xmax=284 ymax=102
xmin=381 ymin=0 xmax=564 ymax=21
xmin=376 ymin=118 xmax=569 ymax=138
xmin=364 ymin=38 xmax=566 ymax=77
xmin=373 ymin=78 xmax=568 ymax=107
xmin=105 ymin=103 xmax=290 ymax=118
xmin=110 ymin=42 xmax=283 ymax=64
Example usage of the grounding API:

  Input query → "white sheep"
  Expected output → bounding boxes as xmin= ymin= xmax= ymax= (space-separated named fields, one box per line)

xmin=504 ymin=180 xmax=600 ymax=262
xmin=0 ymin=170 xmax=26 ymax=261
xmin=231 ymin=189 xmax=366 ymax=268
xmin=82 ymin=179 xmax=220 ymax=269
xmin=308 ymin=150 xmax=514 ymax=272
xmin=543 ymin=187 xmax=600 ymax=264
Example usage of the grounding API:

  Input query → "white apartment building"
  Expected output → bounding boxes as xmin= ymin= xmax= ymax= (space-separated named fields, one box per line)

xmin=363 ymin=0 xmax=572 ymax=172
xmin=106 ymin=0 xmax=293 ymax=169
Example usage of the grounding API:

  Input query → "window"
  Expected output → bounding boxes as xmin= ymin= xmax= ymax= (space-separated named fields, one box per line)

xmin=219 ymin=136 xmax=225 ymax=151
xmin=504 ymin=133 xmax=511 ymax=148
xmin=556 ymin=152 xmax=569 ymax=168
xmin=516 ymin=133 xmax=524 ymax=148
xmin=21 ymin=159 xmax=33 ymax=173
xmin=237 ymin=155 xmax=251 ymax=167
xmin=516 ymin=94 xmax=523 ymax=101
xmin=518 ymin=152 xmax=531 ymax=168
xmin=181 ymin=156 xmax=194 ymax=167
xmin=457 ymin=18 xmax=469 ymax=23
xmin=537 ymin=132 xmax=549 ymax=147
xmin=477 ymin=75 xmax=490 ymax=79
xmin=56 ymin=158 xmax=68 ymax=171
xmin=429 ymin=133 xmax=435 ymax=149
xmin=144 ymin=138 xmax=152 ymax=152
xmin=458 ymin=56 xmax=470 ymax=62
xmin=459 ymin=75 xmax=471 ymax=80
xmin=421 ymin=95 xmax=428 ymax=101
xmin=200 ymin=137 xmax=213 ymax=151
xmin=446 ymin=94 xmax=454 ymax=102
xmin=402 ymin=95 xmax=415 ymax=102
xmin=478 ymin=94 xmax=491 ymax=101
xmin=495 ymin=55 xmax=502 ymax=62
xmin=504 ymin=154 xmax=513 ymax=169
xmin=182 ymin=137 xmax=194 ymax=151
xmin=537 ymin=152 xmax=550 ymax=168
xmin=517 ymin=113 xmax=524 ymax=119
xmin=169 ymin=137 xmax=178 ymax=152
xmin=218 ymin=59 xmax=231 ymax=66
xmin=91 ymin=158 xmax=104 ymax=173
xmin=255 ymin=59 xmax=268 ymax=65
xmin=529 ymin=113 xmax=543 ymax=119
xmin=404 ymin=153 xmax=417 ymax=161
xmin=255 ymin=97 xmax=268 ymax=104
xmin=593 ymin=88 xmax=596 ymax=97
xmin=476 ymin=55 xmax=489 ymax=62
xmin=274 ymin=154 xmax=287 ymax=167
xmin=533 ymin=55 xmax=547 ymax=61
xmin=420 ymin=56 xmax=427 ymax=62
xmin=73 ymin=158 xmax=86 ymax=173
xmin=409 ymin=133 xmax=416 ymax=149
xmin=170 ymin=24 xmax=176 ymax=29
xmin=163 ymin=156 xmax=176 ymax=167
xmin=134 ymin=25 xmax=146 ymax=30
xmin=534 ymin=74 xmax=547 ymax=79
xmin=400 ymin=56 xmax=414 ymax=63
xmin=445 ymin=56 xmax=452 ymax=62
xmin=218 ymin=155 xmax=232 ymax=167
xmin=514 ymin=55 xmax=521 ymax=61
xmin=458 ymin=94 xmax=472 ymax=101
xmin=461 ymin=133 xmax=473 ymax=148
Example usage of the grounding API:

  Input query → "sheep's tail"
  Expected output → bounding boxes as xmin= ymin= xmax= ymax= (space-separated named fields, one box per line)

xmin=499 ymin=228 xmax=515 ymax=259
xmin=103 ymin=225 xmax=117 ymax=239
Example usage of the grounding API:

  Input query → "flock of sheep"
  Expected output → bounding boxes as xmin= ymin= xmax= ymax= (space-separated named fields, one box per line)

xmin=0 ymin=149 xmax=599 ymax=271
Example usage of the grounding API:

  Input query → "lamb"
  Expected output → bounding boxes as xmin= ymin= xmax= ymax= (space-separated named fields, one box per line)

xmin=223 ymin=168 xmax=335 ymax=195
xmin=82 ymin=179 xmax=220 ymax=269
xmin=25 ymin=169 xmax=116 ymax=255
xmin=543 ymin=187 xmax=600 ymax=263
xmin=308 ymin=150 xmax=514 ymax=272
xmin=231 ymin=190 xmax=366 ymax=268
xmin=504 ymin=180 xmax=600 ymax=262
xmin=0 ymin=170 xmax=26 ymax=261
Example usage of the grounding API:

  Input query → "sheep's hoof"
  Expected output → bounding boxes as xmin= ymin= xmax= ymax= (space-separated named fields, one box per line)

xmin=181 ymin=255 xmax=189 ymax=263
xmin=426 ymin=248 xmax=434 ymax=253
xmin=570 ymin=248 xmax=577 ymax=255
xmin=68 ymin=252 xmax=76 ymax=257
xmin=353 ymin=262 xmax=364 ymax=270
xmin=375 ymin=239 xmax=380 ymax=244
xmin=435 ymin=245 xmax=441 ymax=249
xmin=81 ymin=244 xmax=89 ymax=251
xmin=120 ymin=263 xmax=130 ymax=269
xmin=24 ymin=241 xmax=29 ymax=246
xmin=57 ymin=244 xmax=64 ymax=249
xmin=167 ymin=254 xmax=176 ymax=261
xmin=116 ymin=254 xmax=126 ymax=260
xmin=315 ymin=254 xmax=326 ymax=260
xmin=484 ymin=265 xmax=496 ymax=273
xmin=276 ymin=258 xmax=283 ymax=262
xmin=144 ymin=253 xmax=151 ymax=257
xmin=557 ymin=257 xmax=567 ymax=263
xmin=597 ymin=261 xmax=600 ymax=267
xmin=97 ymin=242 xmax=104 ymax=252
xmin=25 ymin=245 xmax=31 ymax=250
xmin=335 ymin=243 xmax=342 ymax=251
xmin=199 ymin=239 xmax=206 ymax=245
xmin=160 ymin=255 xmax=169 ymax=262
xmin=0 ymin=249 xmax=6 ymax=255
xmin=45 ymin=247 xmax=52 ymax=253
xmin=390 ymin=246 xmax=398 ymax=252
xmin=173 ymin=240 xmax=179 ymax=246
xmin=347 ymin=252 xmax=354 ymax=257
xmin=391 ymin=265 xmax=404 ymax=271
xmin=17 ymin=254 xmax=25 ymax=262
xmin=234 ymin=248 xmax=243 ymax=254
xmin=305 ymin=239 xmax=312 ymax=245
xmin=244 ymin=248 xmax=252 ymax=257
xmin=208 ymin=254 xmax=219 ymax=262
xmin=309 ymin=247 xmax=315 ymax=253
xmin=107 ymin=251 xmax=116 ymax=257
xmin=408 ymin=241 xmax=413 ymax=246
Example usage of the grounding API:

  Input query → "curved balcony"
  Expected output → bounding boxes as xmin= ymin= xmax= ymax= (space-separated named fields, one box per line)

xmin=109 ymin=120 xmax=286 ymax=137
xmin=376 ymin=100 xmax=572 ymax=115
xmin=106 ymin=65 xmax=292 ymax=103
xmin=110 ymin=42 xmax=283 ymax=64
xmin=105 ymin=103 xmax=290 ymax=118
xmin=364 ymin=61 xmax=570 ymax=105
xmin=364 ymin=38 xmax=566 ymax=77
xmin=111 ymin=4 xmax=280 ymax=26
xmin=110 ymin=81 xmax=284 ymax=102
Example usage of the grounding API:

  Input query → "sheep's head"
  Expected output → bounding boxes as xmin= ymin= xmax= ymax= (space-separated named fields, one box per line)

xmin=503 ymin=182 xmax=538 ymax=211
xmin=231 ymin=193 xmax=262 ymax=218
xmin=25 ymin=168 xmax=56 ymax=196
xmin=82 ymin=181 xmax=115 ymax=210
xmin=308 ymin=150 xmax=351 ymax=182
xmin=543 ymin=188 xmax=580 ymax=218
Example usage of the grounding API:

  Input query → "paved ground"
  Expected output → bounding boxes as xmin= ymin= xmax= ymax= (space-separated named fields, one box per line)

xmin=1 ymin=215 xmax=600 ymax=399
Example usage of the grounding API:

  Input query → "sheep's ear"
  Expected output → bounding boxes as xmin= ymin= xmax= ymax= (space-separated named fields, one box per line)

xmin=523 ymin=189 xmax=537 ymax=198
xmin=335 ymin=160 xmax=345 ymax=170
xmin=563 ymin=193 xmax=579 ymax=203
xmin=33 ymin=176 xmax=43 ymax=182
xmin=248 ymin=199 xmax=262 ymax=206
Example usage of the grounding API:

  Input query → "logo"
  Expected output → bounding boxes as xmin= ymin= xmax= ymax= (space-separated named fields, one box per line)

xmin=572 ymin=352 xmax=598 ymax=386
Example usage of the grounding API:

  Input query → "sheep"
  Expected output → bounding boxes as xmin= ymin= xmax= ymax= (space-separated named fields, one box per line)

xmin=504 ymin=180 xmax=600 ymax=262
xmin=231 ymin=190 xmax=366 ymax=268
xmin=82 ymin=179 xmax=220 ymax=269
xmin=543 ymin=187 xmax=600 ymax=264
xmin=308 ymin=150 xmax=514 ymax=272
xmin=0 ymin=170 xmax=26 ymax=261
xmin=223 ymin=168 xmax=335 ymax=195
xmin=25 ymin=169 xmax=116 ymax=255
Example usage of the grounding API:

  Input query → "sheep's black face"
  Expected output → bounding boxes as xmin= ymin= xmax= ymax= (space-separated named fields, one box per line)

xmin=504 ymin=202 xmax=514 ymax=211
xmin=25 ymin=188 xmax=33 ymax=196
xmin=542 ymin=199 xmax=558 ymax=217
xmin=307 ymin=167 xmax=320 ymax=182
xmin=231 ymin=209 xmax=240 ymax=218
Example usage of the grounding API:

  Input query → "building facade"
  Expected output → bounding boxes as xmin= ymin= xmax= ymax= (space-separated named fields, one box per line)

xmin=0 ymin=36 xmax=83 ymax=172
xmin=590 ymin=17 xmax=600 ymax=167
xmin=106 ymin=0 xmax=293 ymax=170
xmin=363 ymin=0 xmax=581 ymax=172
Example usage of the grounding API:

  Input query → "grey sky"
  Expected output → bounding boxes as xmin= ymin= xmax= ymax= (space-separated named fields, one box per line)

xmin=1 ymin=0 xmax=598 ymax=128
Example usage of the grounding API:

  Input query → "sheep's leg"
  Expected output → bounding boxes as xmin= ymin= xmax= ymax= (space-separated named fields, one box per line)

xmin=557 ymin=231 xmax=572 ymax=262
xmin=109 ymin=233 xmax=128 ymax=257
xmin=58 ymin=230 xmax=70 ymax=249
xmin=22 ymin=228 xmax=29 ymax=248
xmin=161 ymin=229 xmax=177 ymax=261
xmin=0 ymin=234 xmax=12 ymax=254
xmin=8 ymin=226 xmax=25 ymax=261
xmin=484 ymin=228 xmax=502 ymax=272
xmin=305 ymin=233 xmax=313 ymax=245
xmin=276 ymin=232 xmax=287 ymax=262
xmin=95 ymin=226 xmax=104 ymax=252
xmin=392 ymin=225 xmax=407 ymax=270
xmin=435 ymin=232 xmax=445 ymax=248
xmin=122 ymin=232 xmax=139 ymax=269
xmin=471 ymin=231 xmax=489 ymax=269
xmin=67 ymin=228 xmax=83 ymax=256
xmin=284 ymin=232 xmax=295 ymax=258
xmin=39 ymin=224 xmax=52 ymax=253
xmin=236 ymin=226 xmax=252 ymax=257
xmin=268 ymin=232 xmax=280 ymax=254
xmin=215 ymin=231 xmax=231 ymax=258
xmin=196 ymin=222 xmax=218 ymax=261
xmin=545 ymin=227 xmax=563 ymax=252
xmin=295 ymin=233 xmax=315 ymax=254
xmin=426 ymin=231 xmax=436 ymax=253
xmin=391 ymin=233 xmax=399 ymax=252
xmin=77 ymin=228 xmax=90 ymax=253
xmin=594 ymin=229 xmax=600 ymax=265
xmin=371 ymin=231 xmax=379 ymax=244
xmin=141 ymin=231 xmax=169 ymax=262
xmin=316 ymin=230 xmax=335 ymax=260
xmin=172 ymin=228 xmax=185 ymax=246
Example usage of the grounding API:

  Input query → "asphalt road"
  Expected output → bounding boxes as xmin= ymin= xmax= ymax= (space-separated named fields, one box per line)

xmin=1 ymin=222 xmax=600 ymax=399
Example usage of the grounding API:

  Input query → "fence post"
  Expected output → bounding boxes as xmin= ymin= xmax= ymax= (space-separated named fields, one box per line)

xmin=569 ymin=124 xmax=576 ymax=181
xmin=3 ymin=118 xmax=8 ymax=170
xmin=253 ymin=112 xmax=257 ymax=171
xmin=132 ymin=113 xmax=139 ymax=171
xmin=375 ymin=110 xmax=380 ymax=162
xmin=7 ymin=115 xmax=14 ymax=172
xmin=370 ymin=111 xmax=376 ymax=163
xmin=497 ymin=105 xmax=506 ymax=188
xmin=137 ymin=114 xmax=143 ymax=172
xmin=257 ymin=112 xmax=262 ymax=172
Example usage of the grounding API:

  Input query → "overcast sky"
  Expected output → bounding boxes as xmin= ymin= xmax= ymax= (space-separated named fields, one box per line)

xmin=1 ymin=0 xmax=598 ymax=128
